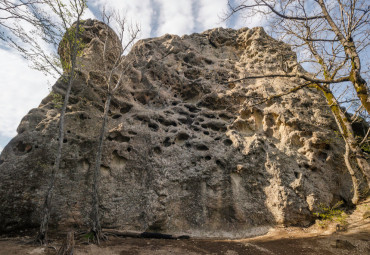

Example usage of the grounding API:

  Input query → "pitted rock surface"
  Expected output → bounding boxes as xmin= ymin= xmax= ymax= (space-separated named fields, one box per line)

xmin=0 ymin=24 xmax=353 ymax=238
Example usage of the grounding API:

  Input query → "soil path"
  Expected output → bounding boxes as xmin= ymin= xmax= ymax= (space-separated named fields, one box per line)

xmin=1 ymin=199 xmax=369 ymax=254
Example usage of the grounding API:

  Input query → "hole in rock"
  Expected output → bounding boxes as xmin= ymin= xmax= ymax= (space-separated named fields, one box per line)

xmin=178 ymin=118 xmax=188 ymax=124
xmin=137 ymin=93 xmax=152 ymax=105
xmin=163 ymin=137 xmax=171 ymax=147
xmin=311 ymin=166 xmax=318 ymax=172
xmin=127 ymin=147 xmax=132 ymax=152
xmin=294 ymin=172 xmax=299 ymax=178
xmin=153 ymin=146 xmax=162 ymax=154
xmin=158 ymin=117 xmax=177 ymax=127
xmin=148 ymin=122 xmax=159 ymax=131
xmin=223 ymin=139 xmax=233 ymax=146
xmin=219 ymin=113 xmax=232 ymax=120
xmin=69 ymin=97 xmax=78 ymax=104
xmin=63 ymin=139 xmax=68 ymax=143
xmin=79 ymin=113 xmax=89 ymax=120
xmin=67 ymin=130 xmax=71 ymax=133
xmin=204 ymin=58 xmax=213 ymax=65
xmin=318 ymin=152 xmax=328 ymax=162
xmin=176 ymin=133 xmax=190 ymax=142
xmin=108 ymin=132 xmax=130 ymax=143
xmin=185 ymin=142 xmax=191 ymax=148
xmin=120 ymin=103 xmax=133 ymax=114
xmin=216 ymin=160 xmax=225 ymax=167
xmin=135 ymin=115 xmax=150 ymax=122
xmin=16 ymin=141 xmax=32 ymax=153
xmin=201 ymin=122 xmax=227 ymax=132
xmin=205 ymin=156 xmax=212 ymax=161
xmin=203 ymin=113 xmax=216 ymax=119
xmin=203 ymin=131 xmax=210 ymax=135
xmin=110 ymin=99 xmax=120 ymax=109
xmin=112 ymin=114 xmax=122 ymax=119
xmin=185 ymin=104 xmax=200 ymax=113
xmin=128 ymin=131 xmax=137 ymax=135
xmin=196 ymin=144 xmax=209 ymax=151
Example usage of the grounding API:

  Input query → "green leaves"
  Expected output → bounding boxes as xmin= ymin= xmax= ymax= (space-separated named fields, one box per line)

xmin=51 ymin=92 xmax=63 ymax=109
xmin=314 ymin=201 xmax=348 ymax=228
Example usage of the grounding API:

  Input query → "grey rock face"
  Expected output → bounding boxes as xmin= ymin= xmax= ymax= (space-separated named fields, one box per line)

xmin=0 ymin=24 xmax=352 ymax=238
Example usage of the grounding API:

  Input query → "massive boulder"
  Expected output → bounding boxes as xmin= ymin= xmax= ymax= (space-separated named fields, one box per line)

xmin=0 ymin=21 xmax=353 ymax=238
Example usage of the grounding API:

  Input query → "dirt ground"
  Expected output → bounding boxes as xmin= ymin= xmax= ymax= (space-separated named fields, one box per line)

xmin=1 ymin=199 xmax=369 ymax=255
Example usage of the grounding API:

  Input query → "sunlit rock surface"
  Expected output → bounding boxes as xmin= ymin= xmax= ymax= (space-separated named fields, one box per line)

xmin=0 ymin=21 xmax=352 ymax=238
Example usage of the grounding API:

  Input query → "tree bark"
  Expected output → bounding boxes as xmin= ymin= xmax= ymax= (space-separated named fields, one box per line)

xmin=57 ymin=231 xmax=75 ymax=255
xmin=91 ymin=93 xmax=111 ymax=244
xmin=37 ymin=19 xmax=81 ymax=244
xmin=318 ymin=85 xmax=370 ymax=202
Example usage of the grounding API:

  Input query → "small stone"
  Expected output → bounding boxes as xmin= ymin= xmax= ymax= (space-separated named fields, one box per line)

xmin=331 ymin=239 xmax=356 ymax=250
xmin=363 ymin=210 xmax=370 ymax=219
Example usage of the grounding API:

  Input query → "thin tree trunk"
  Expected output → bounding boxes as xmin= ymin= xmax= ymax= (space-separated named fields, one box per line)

xmin=344 ymin=142 xmax=360 ymax=204
xmin=334 ymin=98 xmax=370 ymax=192
xmin=91 ymin=93 xmax=111 ymax=244
xmin=37 ymin=19 xmax=81 ymax=244
xmin=318 ymin=86 xmax=370 ymax=203
xmin=57 ymin=231 xmax=75 ymax=255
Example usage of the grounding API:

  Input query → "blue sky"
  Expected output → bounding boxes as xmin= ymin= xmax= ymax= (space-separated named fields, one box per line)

xmin=0 ymin=0 xmax=257 ymax=152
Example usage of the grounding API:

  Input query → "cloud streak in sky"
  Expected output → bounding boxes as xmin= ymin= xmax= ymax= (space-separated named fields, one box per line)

xmin=0 ymin=48 xmax=49 ymax=137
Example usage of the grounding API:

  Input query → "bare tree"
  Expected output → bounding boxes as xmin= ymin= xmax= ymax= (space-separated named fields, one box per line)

xmin=0 ymin=0 xmax=52 ymax=41
xmin=36 ymin=0 xmax=87 ymax=244
xmin=225 ymin=0 xmax=370 ymax=203
xmin=0 ymin=0 xmax=89 ymax=244
xmin=89 ymin=10 xmax=140 ymax=244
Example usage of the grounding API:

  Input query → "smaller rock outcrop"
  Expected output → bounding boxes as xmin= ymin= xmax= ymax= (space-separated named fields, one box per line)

xmin=58 ymin=19 xmax=122 ymax=73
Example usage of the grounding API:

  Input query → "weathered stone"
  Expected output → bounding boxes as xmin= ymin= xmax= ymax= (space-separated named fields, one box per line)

xmin=331 ymin=239 xmax=356 ymax=250
xmin=0 ymin=22 xmax=353 ymax=238
xmin=363 ymin=210 xmax=370 ymax=219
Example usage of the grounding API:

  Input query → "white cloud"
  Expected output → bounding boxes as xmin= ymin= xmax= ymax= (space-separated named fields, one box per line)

xmin=91 ymin=0 xmax=154 ymax=39
xmin=196 ymin=0 xmax=228 ymax=31
xmin=153 ymin=0 xmax=195 ymax=36
xmin=0 ymin=49 xmax=50 ymax=138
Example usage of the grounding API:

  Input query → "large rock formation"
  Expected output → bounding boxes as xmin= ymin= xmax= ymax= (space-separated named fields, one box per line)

xmin=0 ymin=20 xmax=353 ymax=238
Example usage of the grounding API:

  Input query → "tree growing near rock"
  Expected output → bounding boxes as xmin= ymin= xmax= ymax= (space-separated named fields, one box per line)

xmin=1 ymin=0 xmax=90 ymax=245
xmin=1 ymin=0 xmax=88 ymax=243
xmin=88 ymin=10 xmax=140 ymax=244
xmin=225 ymin=0 xmax=370 ymax=203
xmin=35 ymin=0 xmax=87 ymax=244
